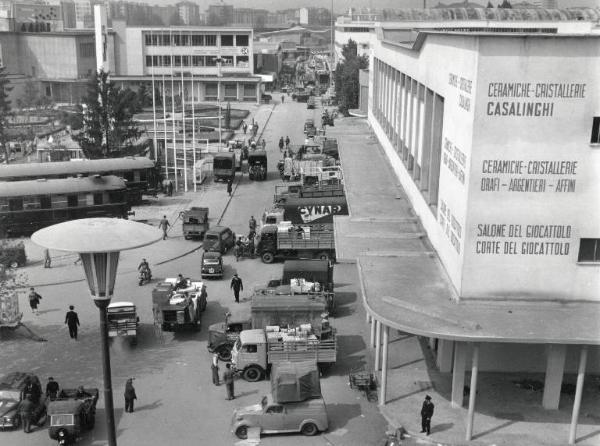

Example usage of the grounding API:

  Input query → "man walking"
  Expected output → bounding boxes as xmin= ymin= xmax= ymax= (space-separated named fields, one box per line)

xmin=28 ymin=287 xmax=42 ymax=315
xmin=124 ymin=378 xmax=137 ymax=413
xmin=65 ymin=305 xmax=80 ymax=340
xmin=223 ymin=363 xmax=235 ymax=400
xmin=227 ymin=178 xmax=233 ymax=197
xmin=230 ymin=273 xmax=243 ymax=303
xmin=285 ymin=136 xmax=290 ymax=149
xmin=44 ymin=249 xmax=51 ymax=268
xmin=159 ymin=215 xmax=170 ymax=240
xmin=420 ymin=395 xmax=434 ymax=435
xmin=211 ymin=353 xmax=220 ymax=386
xmin=248 ymin=216 xmax=257 ymax=238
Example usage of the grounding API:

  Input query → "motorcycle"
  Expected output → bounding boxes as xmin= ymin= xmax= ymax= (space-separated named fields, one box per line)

xmin=138 ymin=267 xmax=152 ymax=286
xmin=381 ymin=427 xmax=406 ymax=446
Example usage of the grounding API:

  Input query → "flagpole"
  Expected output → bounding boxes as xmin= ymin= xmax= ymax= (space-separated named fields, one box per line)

xmin=150 ymin=29 xmax=158 ymax=164
xmin=162 ymin=72 xmax=168 ymax=182
xmin=180 ymin=30 xmax=187 ymax=192
xmin=191 ymin=67 xmax=197 ymax=193
xmin=170 ymin=27 xmax=178 ymax=191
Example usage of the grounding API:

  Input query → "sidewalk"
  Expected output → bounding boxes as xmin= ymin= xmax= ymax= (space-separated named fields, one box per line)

xmin=327 ymin=116 xmax=600 ymax=446
xmin=14 ymin=102 xmax=276 ymax=288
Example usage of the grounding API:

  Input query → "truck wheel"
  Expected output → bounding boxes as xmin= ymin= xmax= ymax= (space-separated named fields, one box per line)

xmin=9 ymin=261 xmax=18 ymax=268
xmin=317 ymin=252 xmax=329 ymax=261
xmin=235 ymin=425 xmax=248 ymax=439
xmin=261 ymin=252 xmax=275 ymax=264
xmin=301 ymin=422 xmax=318 ymax=436
xmin=242 ymin=366 xmax=263 ymax=382
xmin=217 ymin=345 xmax=232 ymax=362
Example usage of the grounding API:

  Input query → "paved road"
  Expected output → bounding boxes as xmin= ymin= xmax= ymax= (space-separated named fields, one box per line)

xmin=0 ymin=97 xmax=389 ymax=446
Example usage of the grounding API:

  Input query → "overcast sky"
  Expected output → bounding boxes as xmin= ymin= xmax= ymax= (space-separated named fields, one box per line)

xmin=143 ymin=0 xmax=600 ymax=12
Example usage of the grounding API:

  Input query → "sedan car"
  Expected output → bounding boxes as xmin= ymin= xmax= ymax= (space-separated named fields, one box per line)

xmin=0 ymin=372 xmax=46 ymax=430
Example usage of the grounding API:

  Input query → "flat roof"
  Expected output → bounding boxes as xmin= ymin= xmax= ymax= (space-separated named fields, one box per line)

xmin=0 ymin=175 xmax=126 ymax=197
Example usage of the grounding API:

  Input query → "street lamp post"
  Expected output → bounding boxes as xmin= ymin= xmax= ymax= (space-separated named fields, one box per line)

xmin=215 ymin=57 xmax=223 ymax=150
xmin=32 ymin=218 xmax=162 ymax=446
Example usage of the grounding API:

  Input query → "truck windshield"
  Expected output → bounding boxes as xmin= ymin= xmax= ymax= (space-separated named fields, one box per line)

xmin=203 ymin=258 xmax=220 ymax=265
xmin=205 ymin=234 xmax=218 ymax=241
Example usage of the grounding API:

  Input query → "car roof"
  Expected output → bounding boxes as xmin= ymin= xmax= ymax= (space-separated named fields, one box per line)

xmin=108 ymin=301 xmax=135 ymax=308
xmin=0 ymin=372 xmax=37 ymax=391
xmin=47 ymin=399 xmax=85 ymax=414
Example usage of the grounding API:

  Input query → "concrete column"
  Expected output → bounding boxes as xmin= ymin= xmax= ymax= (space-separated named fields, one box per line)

xmin=437 ymin=339 xmax=454 ymax=373
xmin=374 ymin=320 xmax=382 ymax=372
xmin=380 ymin=325 xmax=389 ymax=406
xmin=465 ymin=343 xmax=480 ymax=441
xmin=543 ymin=344 xmax=567 ymax=410
xmin=568 ymin=346 xmax=588 ymax=445
xmin=370 ymin=315 xmax=376 ymax=348
xmin=451 ymin=341 xmax=467 ymax=408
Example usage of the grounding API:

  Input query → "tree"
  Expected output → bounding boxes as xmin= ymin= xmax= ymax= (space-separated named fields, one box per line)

xmin=486 ymin=1 xmax=494 ymax=7
xmin=135 ymin=83 xmax=151 ymax=110
xmin=334 ymin=39 xmax=368 ymax=116
xmin=0 ymin=66 xmax=12 ymax=163
xmin=75 ymin=70 xmax=144 ymax=159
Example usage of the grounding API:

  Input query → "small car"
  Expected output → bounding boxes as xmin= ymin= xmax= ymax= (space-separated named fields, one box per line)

xmin=0 ymin=372 xmax=46 ymax=430
xmin=48 ymin=388 xmax=99 ymax=444
xmin=306 ymin=97 xmax=316 ymax=109
xmin=232 ymin=394 xmax=329 ymax=439
xmin=201 ymin=251 xmax=223 ymax=279
xmin=203 ymin=226 xmax=236 ymax=254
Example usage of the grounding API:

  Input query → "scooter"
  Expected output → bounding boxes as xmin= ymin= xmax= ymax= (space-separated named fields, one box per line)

xmin=382 ymin=427 xmax=406 ymax=446
xmin=138 ymin=268 xmax=152 ymax=286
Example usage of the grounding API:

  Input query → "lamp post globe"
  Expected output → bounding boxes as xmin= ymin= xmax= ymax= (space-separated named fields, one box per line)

xmin=32 ymin=218 xmax=162 ymax=446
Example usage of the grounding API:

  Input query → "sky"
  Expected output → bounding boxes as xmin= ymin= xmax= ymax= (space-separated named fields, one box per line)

xmin=142 ymin=0 xmax=600 ymax=12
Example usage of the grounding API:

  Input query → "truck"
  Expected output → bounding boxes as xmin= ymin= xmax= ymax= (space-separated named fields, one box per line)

xmin=273 ymin=181 xmax=347 ymax=224
xmin=182 ymin=207 xmax=209 ymax=240
xmin=152 ymin=278 xmax=207 ymax=332
xmin=48 ymin=387 xmax=99 ymax=444
xmin=207 ymin=291 xmax=330 ymax=362
xmin=255 ymin=222 xmax=335 ymax=264
xmin=107 ymin=302 xmax=139 ymax=345
xmin=231 ymin=325 xmax=336 ymax=382
xmin=227 ymin=139 xmax=245 ymax=170
xmin=213 ymin=152 xmax=236 ymax=182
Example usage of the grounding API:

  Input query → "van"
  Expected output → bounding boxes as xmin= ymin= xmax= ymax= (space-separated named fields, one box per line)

xmin=203 ymin=226 xmax=236 ymax=254
xmin=213 ymin=152 xmax=236 ymax=182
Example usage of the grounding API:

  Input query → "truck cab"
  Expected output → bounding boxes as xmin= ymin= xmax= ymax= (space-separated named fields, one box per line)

xmin=182 ymin=207 xmax=209 ymax=240
xmin=213 ymin=152 xmax=236 ymax=182
xmin=207 ymin=307 xmax=252 ymax=361
xmin=106 ymin=302 xmax=139 ymax=345
xmin=153 ymin=278 xmax=207 ymax=332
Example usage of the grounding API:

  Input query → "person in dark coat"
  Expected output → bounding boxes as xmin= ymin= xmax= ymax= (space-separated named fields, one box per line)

xmin=420 ymin=395 xmax=434 ymax=435
xmin=65 ymin=305 xmax=80 ymax=340
xmin=159 ymin=215 xmax=170 ymax=240
xmin=124 ymin=378 xmax=137 ymax=413
xmin=230 ymin=273 xmax=243 ymax=303
xmin=46 ymin=377 xmax=59 ymax=400
xmin=18 ymin=395 xmax=34 ymax=433
xmin=227 ymin=178 xmax=233 ymax=196
xmin=28 ymin=288 xmax=42 ymax=315
xmin=223 ymin=363 xmax=235 ymax=400
xmin=211 ymin=353 xmax=220 ymax=386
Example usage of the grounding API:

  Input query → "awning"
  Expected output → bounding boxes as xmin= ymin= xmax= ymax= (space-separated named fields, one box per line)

xmin=258 ymin=74 xmax=275 ymax=83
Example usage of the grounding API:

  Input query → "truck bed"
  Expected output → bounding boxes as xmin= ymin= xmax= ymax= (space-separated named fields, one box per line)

xmin=267 ymin=336 xmax=337 ymax=364
xmin=277 ymin=230 xmax=335 ymax=251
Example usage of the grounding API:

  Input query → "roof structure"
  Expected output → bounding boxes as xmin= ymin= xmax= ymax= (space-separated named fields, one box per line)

xmin=0 ymin=175 xmax=126 ymax=197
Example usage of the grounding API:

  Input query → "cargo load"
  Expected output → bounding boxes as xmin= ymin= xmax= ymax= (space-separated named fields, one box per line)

xmin=271 ymin=361 xmax=321 ymax=403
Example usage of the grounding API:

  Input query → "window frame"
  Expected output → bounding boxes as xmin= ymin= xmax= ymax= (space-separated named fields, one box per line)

xmin=577 ymin=238 xmax=600 ymax=263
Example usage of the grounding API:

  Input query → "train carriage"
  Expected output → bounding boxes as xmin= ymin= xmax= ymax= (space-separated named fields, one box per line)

xmin=0 ymin=175 xmax=129 ymax=237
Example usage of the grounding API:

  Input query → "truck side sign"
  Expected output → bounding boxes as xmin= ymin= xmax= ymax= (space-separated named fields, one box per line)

xmin=299 ymin=205 xmax=343 ymax=223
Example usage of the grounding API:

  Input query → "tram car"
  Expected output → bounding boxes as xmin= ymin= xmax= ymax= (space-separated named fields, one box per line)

xmin=0 ymin=157 xmax=155 ymax=204
xmin=0 ymin=175 xmax=129 ymax=237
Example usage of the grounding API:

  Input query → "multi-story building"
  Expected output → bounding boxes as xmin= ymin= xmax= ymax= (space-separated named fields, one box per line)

xmin=73 ymin=0 xmax=92 ymax=28
xmin=334 ymin=16 xmax=376 ymax=64
xmin=207 ymin=2 xmax=233 ymax=26
xmin=176 ymin=1 xmax=200 ymax=26
xmin=359 ymin=7 xmax=600 ymax=442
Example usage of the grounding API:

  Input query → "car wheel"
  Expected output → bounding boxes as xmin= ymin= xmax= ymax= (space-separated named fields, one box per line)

xmin=301 ymin=422 xmax=318 ymax=436
xmin=235 ymin=425 xmax=248 ymax=439
xmin=261 ymin=252 xmax=275 ymax=264
xmin=217 ymin=345 xmax=232 ymax=362
xmin=9 ymin=261 xmax=18 ymax=268
xmin=242 ymin=366 xmax=263 ymax=382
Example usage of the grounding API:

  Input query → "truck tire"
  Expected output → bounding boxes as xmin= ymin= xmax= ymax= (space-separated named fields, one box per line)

xmin=242 ymin=365 xmax=263 ymax=382
xmin=9 ymin=261 xmax=19 ymax=268
xmin=217 ymin=345 xmax=233 ymax=362
xmin=301 ymin=422 xmax=318 ymax=436
xmin=235 ymin=425 xmax=248 ymax=439
xmin=261 ymin=252 xmax=275 ymax=264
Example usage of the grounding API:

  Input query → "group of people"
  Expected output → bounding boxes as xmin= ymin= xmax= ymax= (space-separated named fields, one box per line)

xmin=210 ymin=354 xmax=236 ymax=400
xmin=278 ymin=136 xmax=291 ymax=152
xmin=28 ymin=288 xmax=81 ymax=340
xmin=241 ymin=120 xmax=259 ymax=137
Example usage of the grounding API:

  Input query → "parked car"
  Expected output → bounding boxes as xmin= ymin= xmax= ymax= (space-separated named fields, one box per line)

xmin=201 ymin=251 xmax=224 ymax=279
xmin=232 ymin=394 xmax=329 ymax=439
xmin=261 ymin=93 xmax=272 ymax=104
xmin=203 ymin=226 xmax=236 ymax=254
xmin=0 ymin=372 xmax=46 ymax=430
xmin=307 ymin=97 xmax=316 ymax=109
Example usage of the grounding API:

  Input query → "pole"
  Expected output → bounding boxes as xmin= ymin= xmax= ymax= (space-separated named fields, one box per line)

xmin=568 ymin=346 xmax=588 ymax=444
xmin=215 ymin=57 xmax=222 ymax=151
xmin=180 ymin=56 xmax=187 ymax=192
xmin=95 ymin=299 xmax=117 ymax=446
xmin=162 ymin=73 xmax=168 ymax=181
xmin=330 ymin=0 xmax=334 ymax=65
xmin=191 ymin=70 xmax=196 ymax=193
xmin=170 ymin=28 xmax=178 ymax=191
xmin=151 ymin=30 xmax=158 ymax=163
xmin=465 ymin=343 xmax=480 ymax=441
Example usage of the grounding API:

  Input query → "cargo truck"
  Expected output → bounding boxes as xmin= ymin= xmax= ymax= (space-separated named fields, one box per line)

xmin=207 ymin=291 xmax=330 ymax=361
xmin=152 ymin=278 xmax=207 ymax=331
xmin=255 ymin=222 xmax=335 ymax=264
xmin=231 ymin=326 xmax=336 ymax=382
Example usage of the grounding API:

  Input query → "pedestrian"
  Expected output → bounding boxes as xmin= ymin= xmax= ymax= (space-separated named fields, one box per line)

xmin=167 ymin=180 xmax=174 ymax=197
xmin=124 ymin=378 xmax=137 ymax=413
xmin=43 ymin=249 xmax=51 ymax=268
xmin=28 ymin=287 xmax=42 ymax=315
xmin=211 ymin=353 xmax=220 ymax=386
xmin=285 ymin=136 xmax=290 ymax=149
xmin=159 ymin=215 xmax=170 ymax=240
xmin=230 ymin=273 xmax=243 ymax=303
xmin=223 ymin=363 xmax=235 ymax=400
xmin=420 ymin=394 xmax=434 ymax=436
xmin=227 ymin=178 xmax=233 ymax=197
xmin=18 ymin=395 xmax=34 ymax=433
xmin=65 ymin=305 xmax=80 ymax=340
xmin=281 ymin=95 xmax=285 ymax=103
xmin=261 ymin=138 xmax=266 ymax=150
xmin=24 ymin=377 xmax=41 ymax=403
xmin=242 ymin=121 xmax=248 ymax=134
xmin=278 ymin=137 xmax=284 ymax=152
xmin=249 ymin=216 xmax=257 ymax=235
xmin=46 ymin=377 xmax=59 ymax=400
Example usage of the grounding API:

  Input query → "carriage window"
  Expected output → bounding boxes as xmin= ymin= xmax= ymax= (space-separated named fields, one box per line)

xmin=8 ymin=198 xmax=23 ymax=211
xmin=67 ymin=195 xmax=78 ymax=207
xmin=93 ymin=193 xmax=103 ymax=205
xmin=40 ymin=195 xmax=51 ymax=209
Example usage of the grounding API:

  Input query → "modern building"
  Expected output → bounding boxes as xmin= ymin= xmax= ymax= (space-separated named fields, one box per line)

xmin=334 ymin=16 xmax=376 ymax=64
xmin=357 ymin=6 xmax=600 ymax=443
xmin=73 ymin=0 xmax=92 ymax=28
xmin=176 ymin=1 xmax=200 ymax=26
xmin=207 ymin=2 xmax=233 ymax=26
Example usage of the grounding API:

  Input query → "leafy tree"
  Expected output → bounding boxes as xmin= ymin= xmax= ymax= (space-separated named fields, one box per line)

xmin=0 ymin=66 xmax=12 ymax=163
xmin=498 ymin=0 xmax=512 ymax=7
xmin=75 ymin=70 xmax=144 ymax=159
xmin=135 ymin=83 xmax=152 ymax=110
xmin=21 ymin=79 xmax=39 ymax=109
xmin=334 ymin=39 xmax=368 ymax=116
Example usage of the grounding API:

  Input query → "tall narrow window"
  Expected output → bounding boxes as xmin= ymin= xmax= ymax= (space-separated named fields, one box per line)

xmin=591 ymin=117 xmax=600 ymax=144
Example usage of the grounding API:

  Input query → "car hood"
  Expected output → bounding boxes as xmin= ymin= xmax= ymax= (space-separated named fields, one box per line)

xmin=0 ymin=400 xmax=18 ymax=417
xmin=233 ymin=403 xmax=262 ymax=418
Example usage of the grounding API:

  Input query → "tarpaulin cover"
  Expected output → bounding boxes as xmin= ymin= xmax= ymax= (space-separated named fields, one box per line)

xmin=271 ymin=361 xmax=321 ymax=403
